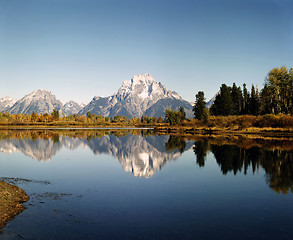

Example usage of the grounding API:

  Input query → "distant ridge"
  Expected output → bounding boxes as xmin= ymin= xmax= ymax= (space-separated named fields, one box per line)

xmin=1 ymin=74 xmax=197 ymax=118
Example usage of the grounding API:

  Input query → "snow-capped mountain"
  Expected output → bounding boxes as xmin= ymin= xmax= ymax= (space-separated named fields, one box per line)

xmin=63 ymin=101 xmax=82 ymax=116
xmin=0 ymin=97 xmax=17 ymax=112
xmin=8 ymin=89 xmax=64 ymax=115
xmin=79 ymin=74 xmax=193 ymax=118
xmin=2 ymin=74 xmax=194 ymax=117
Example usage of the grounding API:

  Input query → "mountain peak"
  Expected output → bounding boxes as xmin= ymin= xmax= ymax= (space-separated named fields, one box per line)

xmin=64 ymin=100 xmax=78 ymax=106
xmin=24 ymin=89 xmax=53 ymax=99
xmin=121 ymin=73 xmax=154 ymax=89
xmin=8 ymin=89 xmax=63 ymax=115
xmin=63 ymin=101 xmax=82 ymax=115
xmin=31 ymin=89 xmax=52 ymax=95
xmin=80 ymin=74 xmax=192 ymax=118
xmin=132 ymin=73 xmax=154 ymax=84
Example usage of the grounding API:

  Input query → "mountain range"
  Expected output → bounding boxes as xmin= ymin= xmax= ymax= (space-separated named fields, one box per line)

xmin=0 ymin=74 xmax=203 ymax=118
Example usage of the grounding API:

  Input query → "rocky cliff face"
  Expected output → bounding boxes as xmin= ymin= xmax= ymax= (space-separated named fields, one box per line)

xmin=79 ymin=74 xmax=193 ymax=118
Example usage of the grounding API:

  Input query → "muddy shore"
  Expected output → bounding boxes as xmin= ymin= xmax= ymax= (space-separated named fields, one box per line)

xmin=0 ymin=181 xmax=29 ymax=230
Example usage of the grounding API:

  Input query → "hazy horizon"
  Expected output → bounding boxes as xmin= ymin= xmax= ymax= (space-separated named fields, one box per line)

xmin=1 ymin=0 xmax=292 ymax=104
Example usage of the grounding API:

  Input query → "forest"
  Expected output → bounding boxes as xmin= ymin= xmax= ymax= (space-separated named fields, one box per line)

xmin=194 ymin=66 xmax=293 ymax=119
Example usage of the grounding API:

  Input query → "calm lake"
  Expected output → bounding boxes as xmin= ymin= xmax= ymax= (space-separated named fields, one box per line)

xmin=0 ymin=129 xmax=292 ymax=240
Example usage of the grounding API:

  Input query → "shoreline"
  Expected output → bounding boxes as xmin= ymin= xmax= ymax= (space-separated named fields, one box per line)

xmin=0 ymin=181 xmax=29 ymax=230
xmin=0 ymin=114 xmax=291 ymax=135
xmin=153 ymin=126 xmax=293 ymax=138
xmin=0 ymin=124 xmax=292 ymax=136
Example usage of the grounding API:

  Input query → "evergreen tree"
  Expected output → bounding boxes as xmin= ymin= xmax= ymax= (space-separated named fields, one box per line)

xmin=248 ymin=85 xmax=260 ymax=115
xmin=231 ymin=83 xmax=243 ymax=115
xmin=260 ymin=84 xmax=273 ymax=114
xmin=288 ymin=68 xmax=293 ymax=114
xmin=193 ymin=91 xmax=207 ymax=120
xmin=211 ymin=84 xmax=234 ymax=116
xmin=179 ymin=107 xmax=186 ymax=121
xmin=242 ymin=83 xmax=249 ymax=114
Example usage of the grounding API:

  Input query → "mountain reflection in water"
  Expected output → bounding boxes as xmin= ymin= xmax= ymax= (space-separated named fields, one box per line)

xmin=0 ymin=131 xmax=193 ymax=178
xmin=0 ymin=130 xmax=292 ymax=194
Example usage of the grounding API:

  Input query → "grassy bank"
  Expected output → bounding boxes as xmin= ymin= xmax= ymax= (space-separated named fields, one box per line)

xmin=0 ymin=114 xmax=292 ymax=135
xmin=0 ymin=181 xmax=29 ymax=230
xmin=154 ymin=114 xmax=293 ymax=137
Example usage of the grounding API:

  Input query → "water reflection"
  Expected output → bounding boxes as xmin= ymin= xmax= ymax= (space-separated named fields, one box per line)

xmin=0 ymin=130 xmax=292 ymax=194
xmin=0 ymin=130 xmax=193 ymax=178
xmin=85 ymin=134 xmax=192 ymax=177
xmin=193 ymin=140 xmax=293 ymax=194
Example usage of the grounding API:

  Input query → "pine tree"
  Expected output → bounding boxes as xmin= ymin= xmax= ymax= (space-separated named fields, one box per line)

xmin=242 ymin=83 xmax=249 ymax=114
xmin=193 ymin=91 xmax=207 ymax=120
xmin=211 ymin=84 xmax=234 ymax=116
xmin=289 ymin=68 xmax=293 ymax=114
xmin=231 ymin=83 xmax=243 ymax=115
xmin=179 ymin=107 xmax=186 ymax=121
xmin=248 ymin=84 xmax=260 ymax=115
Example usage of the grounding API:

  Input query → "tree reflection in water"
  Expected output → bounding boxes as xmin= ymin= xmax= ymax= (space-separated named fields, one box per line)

xmin=193 ymin=140 xmax=293 ymax=194
xmin=0 ymin=130 xmax=292 ymax=194
xmin=193 ymin=140 xmax=209 ymax=167
xmin=165 ymin=136 xmax=186 ymax=153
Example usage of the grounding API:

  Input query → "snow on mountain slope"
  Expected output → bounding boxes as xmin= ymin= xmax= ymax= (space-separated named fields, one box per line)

xmin=8 ymin=90 xmax=64 ymax=115
xmin=0 ymin=97 xmax=17 ymax=112
xmin=79 ymin=74 xmax=192 ymax=118
xmin=2 ymin=74 xmax=194 ymax=118
xmin=63 ymin=101 xmax=82 ymax=116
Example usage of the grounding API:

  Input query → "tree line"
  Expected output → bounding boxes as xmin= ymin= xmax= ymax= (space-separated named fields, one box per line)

xmin=0 ymin=109 xmax=165 ymax=125
xmin=193 ymin=66 xmax=293 ymax=119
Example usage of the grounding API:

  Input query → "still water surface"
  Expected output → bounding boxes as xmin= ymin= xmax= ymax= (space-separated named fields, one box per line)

xmin=0 ymin=130 xmax=292 ymax=239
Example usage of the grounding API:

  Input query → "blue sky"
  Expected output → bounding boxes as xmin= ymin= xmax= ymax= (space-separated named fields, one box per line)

xmin=0 ymin=0 xmax=292 ymax=104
